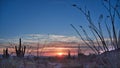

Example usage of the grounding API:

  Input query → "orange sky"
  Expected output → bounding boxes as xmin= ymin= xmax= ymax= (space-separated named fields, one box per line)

xmin=0 ymin=35 xmax=99 ymax=56
xmin=0 ymin=44 xmax=94 ymax=57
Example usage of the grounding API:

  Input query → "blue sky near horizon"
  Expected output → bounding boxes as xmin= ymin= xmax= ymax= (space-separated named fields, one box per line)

xmin=0 ymin=0 xmax=120 ymax=39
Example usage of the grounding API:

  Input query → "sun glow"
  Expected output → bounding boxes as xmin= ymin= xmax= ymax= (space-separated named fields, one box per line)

xmin=57 ymin=52 xmax=63 ymax=56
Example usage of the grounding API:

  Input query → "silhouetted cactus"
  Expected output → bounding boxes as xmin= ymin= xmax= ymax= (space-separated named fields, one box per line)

xmin=67 ymin=50 xmax=71 ymax=59
xmin=15 ymin=38 xmax=26 ymax=58
xmin=2 ymin=48 xmax=9 ymax=58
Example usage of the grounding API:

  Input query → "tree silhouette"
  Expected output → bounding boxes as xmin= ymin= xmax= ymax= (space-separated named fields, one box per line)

xmin=71 ymin=0 xmax=120 ymax=67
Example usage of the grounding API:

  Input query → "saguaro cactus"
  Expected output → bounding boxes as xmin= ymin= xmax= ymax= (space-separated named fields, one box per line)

xmin=67 ymin=50 xmax=71 ymax=59
xmin=15 ymin=38 xmax=26 ymax=58
xmin=2 ymin=48 xmax=9 ymax=58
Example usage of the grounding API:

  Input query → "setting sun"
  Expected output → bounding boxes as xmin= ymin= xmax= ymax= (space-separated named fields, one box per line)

xmin=57 ymin=52 xmax=63 ymax=56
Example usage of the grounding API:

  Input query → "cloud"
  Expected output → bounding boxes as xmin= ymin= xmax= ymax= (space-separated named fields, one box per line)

xmin=0 ymin=34 xmax=114 ymax=55
xmin=23 ymin=34 xmax=82 ymax=43
xmin=48 ymin=34 xmax=81 ymax=42
xmin=0 ymin=34 xmax=84 ymax=48
xmin=1 ymin=34 xmax=115 ymax=56
xmin=0 ymin=34 xmax=112 ymax=48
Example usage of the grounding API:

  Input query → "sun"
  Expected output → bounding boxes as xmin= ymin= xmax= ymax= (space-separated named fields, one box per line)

xmin=57 ymin=52 xmax=63 ymax=56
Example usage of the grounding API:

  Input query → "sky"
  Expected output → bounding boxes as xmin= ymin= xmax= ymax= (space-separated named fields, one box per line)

xmin=0 ymin=0 xmax=119 ymax=37
xmin=0 ymin=0 xmax=120 ymax=56
xmin=1 ymin=0 xmax=119 ymax=37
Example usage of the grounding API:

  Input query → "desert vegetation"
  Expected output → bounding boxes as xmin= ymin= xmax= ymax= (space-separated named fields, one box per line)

xmin=71 ymin=0 xmax=120 ymax=67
